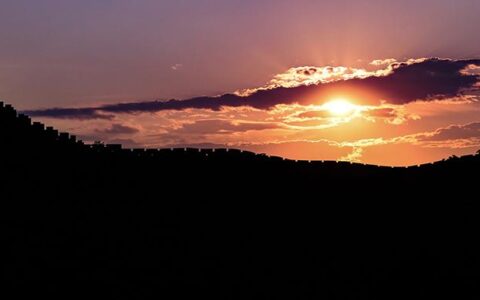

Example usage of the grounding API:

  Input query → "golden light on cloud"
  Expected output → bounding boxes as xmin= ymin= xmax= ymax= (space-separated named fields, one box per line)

xmin=323 ymin=99 xmax=357 ymax=116
xmin=23 ymin=57 xmax=480 ymax=166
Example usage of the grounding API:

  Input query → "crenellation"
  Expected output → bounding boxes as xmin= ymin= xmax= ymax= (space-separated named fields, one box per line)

xmin=59 ymin=132 xmax=70 ymax=142
xmin=18 ymin=114 xmax=32 ymax=125
xmin=45 ymin=126 xmax=59 ymax=139
xmin=3 ymin=104 xmax=17 ymax=118
xmin=32 ymin=122 xmax=45 ymax=131
xmin=106 ymin=144 xmax=122 ymax=151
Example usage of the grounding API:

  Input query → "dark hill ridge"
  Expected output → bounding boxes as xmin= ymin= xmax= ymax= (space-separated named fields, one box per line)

xmin=1 ymin=101 xmax=480 ymax=299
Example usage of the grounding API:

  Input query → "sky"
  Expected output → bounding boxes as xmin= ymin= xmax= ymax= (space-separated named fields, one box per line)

xmin=1 ymin=0 xmax=480 ymax=166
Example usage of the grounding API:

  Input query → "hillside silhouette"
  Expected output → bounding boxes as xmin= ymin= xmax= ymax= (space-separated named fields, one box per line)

xmin=1 ymin=101 xmax=480 ymax=299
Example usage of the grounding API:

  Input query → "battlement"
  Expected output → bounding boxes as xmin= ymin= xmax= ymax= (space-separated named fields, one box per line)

xmin=0 ymin=102 xmax=17 ymax=119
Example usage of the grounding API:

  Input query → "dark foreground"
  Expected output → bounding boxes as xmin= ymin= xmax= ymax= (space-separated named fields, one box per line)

xmin=1 ymin=102 xmax=479 ymax=299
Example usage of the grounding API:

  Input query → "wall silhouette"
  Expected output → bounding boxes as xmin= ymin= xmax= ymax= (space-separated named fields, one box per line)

xmin=1 ymin=101 xmax=480 ymax=299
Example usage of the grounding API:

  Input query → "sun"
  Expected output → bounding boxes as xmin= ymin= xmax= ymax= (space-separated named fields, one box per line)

xmin=323 ymin=99 xmax=356 ymax=116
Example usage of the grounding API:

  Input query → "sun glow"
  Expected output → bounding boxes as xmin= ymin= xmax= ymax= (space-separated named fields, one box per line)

xmin=323 ymin=99 xmax=357 ymax=116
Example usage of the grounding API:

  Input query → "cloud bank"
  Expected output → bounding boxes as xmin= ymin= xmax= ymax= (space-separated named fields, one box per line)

xmin=23 ymin=58 xmax=480 ymax=120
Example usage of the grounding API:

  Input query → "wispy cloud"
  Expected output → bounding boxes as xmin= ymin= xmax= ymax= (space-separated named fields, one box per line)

xmin=417 ymin=122 xmax=480 ymax=144
xmin=165 ymin=119 xmax=281 ymax=135
xmin=95 ymin=123 xmax=140 ymax=135
xmin=171 ymin=63 xmax=183 ymax=71
xmin=339 ymin=147 xmax=364 ymax=163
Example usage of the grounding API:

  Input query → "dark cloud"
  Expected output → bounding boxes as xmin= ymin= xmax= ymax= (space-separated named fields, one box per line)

xmin=22 ymin=58 xmax=480 ymax=119
xmin=421 ymin=122 xmax=480 ymax=141
xmin=24 ymin=107 xmax=115 ymax=120
xmin=369 ymin=58 xmax=480 ymax=103
xmin=96 ymin=124 xmax=140 ymax=135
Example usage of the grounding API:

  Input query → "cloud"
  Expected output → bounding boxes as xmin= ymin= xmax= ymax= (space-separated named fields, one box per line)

xmin=290 ymin=103 xmax=418 ymax=126
xmin=419 ymin=122 xmax=480 ymax=142
xmin=167 ymin=119 xmax=281 ymax=135
xmin=362 ymin=106 xmax=420 ymax=125
xmin=364 ymin=107 xmax=398 ymax=118
xmin=337 ymin=122 xmax=480 ymax=151
xmin=461 ymin=63 xmax=480 ymax=76
xmin=96 ymin=123 xmax=140 ymax=135
xmin=147 ymin=119 xmax=282 ymax=146
xmin=106 ymin=138 xmax=142 ymax=148
xmin=163 ymin=142 xmax=227 ymax=149
xmin=23 ymin=58 xmax=480 ymax=119
xmin=339 ymin=147 xmax=364 ymax=163
xmin=370 ymin=58 xmax=397 ymax=66
xmin=236 ymin=65 xmax=375 ymax=93
xmin=295 ymin=110 xmax=333 ymax=119
xmin=171 ymin=63 xmax=183 ymax=71
xmin=237 ymin=140 xmax=354 ymax=161
xmin=25 ymin=107 xmax=115 ymax=120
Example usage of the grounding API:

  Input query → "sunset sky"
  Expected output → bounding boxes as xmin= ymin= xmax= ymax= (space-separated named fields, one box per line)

xmin=1 ymin=0 xmax=480 ymax=166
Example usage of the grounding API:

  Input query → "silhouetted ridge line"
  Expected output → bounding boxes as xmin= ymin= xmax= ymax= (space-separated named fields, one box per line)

xmin=4 ymin=101 xmax=479 ymax=168
xmin=2 ymin=100 xmax=480 ymax=299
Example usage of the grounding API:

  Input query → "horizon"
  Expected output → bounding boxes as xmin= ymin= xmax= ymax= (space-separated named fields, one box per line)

xmin=0 ymin=101 xmax=480 ymax=169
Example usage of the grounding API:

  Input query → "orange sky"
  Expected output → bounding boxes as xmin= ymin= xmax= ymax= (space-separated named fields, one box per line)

xmin=29 ymin=58 xmax=480 ymax=166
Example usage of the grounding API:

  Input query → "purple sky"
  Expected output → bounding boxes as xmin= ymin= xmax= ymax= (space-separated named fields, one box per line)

xmin=1 ymin=0 xmax=480 ymax=109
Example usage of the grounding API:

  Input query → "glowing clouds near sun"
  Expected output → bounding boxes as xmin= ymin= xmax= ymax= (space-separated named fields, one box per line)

xmin=323 ymin=99 xmax=358 ymax=116
xmin=235 ymin=65 xmax=379 ymax=96
xmin=24 ymin=58 xmax=480 ymax=166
